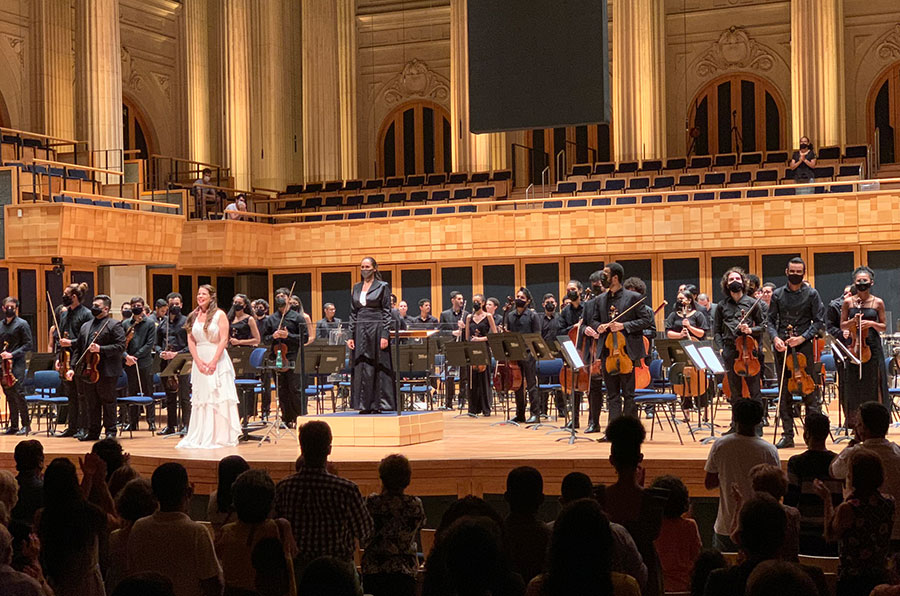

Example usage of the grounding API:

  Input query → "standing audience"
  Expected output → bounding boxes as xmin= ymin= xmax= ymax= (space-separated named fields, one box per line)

xmin=0 ymin=524 xmax=48 ymax=596
xmin=651 ymin=475 xmax=702 ymax=593
xmin=502 ymin=466 xmax=551 ymax=584
xmin=10 ymin=440 xmax=43 ymax=525
xmin=106 ymin=478 xmax=158 ymax=593
xmin=206 ymin=455 xmax=250 ymax=535
xmin=744 ymin=464 xmax=801 ymax=561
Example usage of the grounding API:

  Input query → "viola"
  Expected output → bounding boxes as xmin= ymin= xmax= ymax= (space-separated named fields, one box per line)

xmin=847 ymin=311 xmax=872 ymax=364
xmin=70 ymin=318 xmax=111 ymax=385
xmin=604 ymin=306 xmax=633 ymax=376
xmin=733 ymin=307 xmax=761 ymax=377
xmin=560 ymin=323 xmax=590 ymax=393
xmin=634 ymin=301 xmax=667 ymax=390
xmin=1 ymin=341 xmax=16 ymax=388
xmin=785 ymin=325 xmax=816 ymax=396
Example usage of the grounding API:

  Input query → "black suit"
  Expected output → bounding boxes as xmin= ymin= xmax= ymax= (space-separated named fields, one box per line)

xmin=0 ymin=316 xmax=32 ymax=429
xmin=57 ymin=303 xmax=92 ymax=433
xmin=156 ymin=313 xmax=191 ymax=429
xmin=439 ymin=307 xmax=469 ymax=408
xmin=124 ymin=317 xmax=157 ymax=426
xmin=264 ymin=309 xmax=309 ymax=421
xmin=74 ymin=316 xmax=126 ymax=436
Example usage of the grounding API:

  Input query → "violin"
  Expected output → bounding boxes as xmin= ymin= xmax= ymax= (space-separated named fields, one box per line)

xmin=604 ymin=305 xmax=633 ymax=376
xmin=272 ymin=282 xmax=296 ymax=370
xmin=634 ymin=301 xmax=667 ymax=390
xmin=847 ymin=303 xmax=872 ymax=365
xmin=47 ymin=292 xmax=70 ymax=378
xmin=1 ymin=341 xmax=16 ymax=388
xmin=785 ymin=325 xmax=816 ymax=396
xmin=72 ymin=318 xmax=111 ymax=385
xmin=124 ymin=323 xmax=135 ymax=349
xmin=492 ymin=297 xmax=523 ymax=392
xmin=733 ymin=305 xmax=761 ymax=378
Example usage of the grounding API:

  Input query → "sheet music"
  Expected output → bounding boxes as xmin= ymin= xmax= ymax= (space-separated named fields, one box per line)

xmin=697 ymin=346 xmax=726 ymax=374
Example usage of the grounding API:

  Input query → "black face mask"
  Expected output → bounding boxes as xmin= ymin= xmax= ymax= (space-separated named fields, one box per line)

xmin=599 ymin=273 xmax=611 ymax=288
xmin=4 ymin=307 xmax=15 ymax=318
xmin=61 ymin=294 xmax=73 ymax=307
xmin=591 ymin=284 xmax=603 ymax=295
xmin=787 ymin=273 xmax=804 ymax=286
xmin=472 ymin=302 xmax=483 ymax=311
xmin=799 ymin=143 xmax=809 ymax=150
xmin=290 ymin=304 xmax=300 ymax=312
xmin=274 ymin=296 xmax=286 ymax=309
xmin=515 ymin=298 xmax=527 ymax=308
xmin=131 ymin=307 xmax=143 ymax=318
xmin=255 ymin=308 xmax=266 ymax=317
xmin=544 ymin=302 xmax=556 ymax=312
xmin=232 ymin=303 xmax=244 ymax=312
xmin=91 ymin=305 xmax=104 ymax=317
xmin=566 ymin=290 xmax=579 ymax=301
xmin=121 ymin=311 xmax=131 ymax=318
xmin=169 ymin=305 xmax=181 ymax=317
xmin=727 ymin=280 xmax=744 ymax=294
xmin=855 ymin=281 xmax=871 ymax=292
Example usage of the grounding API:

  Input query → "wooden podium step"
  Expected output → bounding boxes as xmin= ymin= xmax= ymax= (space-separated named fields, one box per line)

xmin=304 ymin=411 xmax=444 ymax=447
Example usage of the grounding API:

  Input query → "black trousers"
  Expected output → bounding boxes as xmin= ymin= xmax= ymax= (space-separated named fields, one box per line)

xmin=774 ymin=342 xmax=821 ymax=439
xmin=5 ymin=379 xmax=28 ymax=428
xmin=444 ymin=372 xmax=468 ymax=409
xmin=84 ymin=375 xmax=118 ymax=436
xmin=585 ymin=374 xmax=605 ymax=426
xmin=276 ymin=370 xmax=306 ymax=423
xmin=125 ymin=364 xmax=155 ymax=425
xmin=60 ymin=377 xmax=88 ymax=433
xmin=163 ymin=374 xmax=191 ymax=429
xmin=605 ymin=364 xmax=637 ymax=423
xmin=513 ymin=358 xmax=539 ymax=420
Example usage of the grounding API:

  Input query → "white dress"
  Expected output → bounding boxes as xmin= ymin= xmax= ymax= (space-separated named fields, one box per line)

xmin=176 ymin=310 xmax=242 ymax=449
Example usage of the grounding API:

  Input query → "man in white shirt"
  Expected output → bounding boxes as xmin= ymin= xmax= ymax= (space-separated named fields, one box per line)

xmin=127 ymin=463 xmax=222 ymax=596
xmin=223 ymin=193 xmax=250 ymax=221
xmin=705 ymin=399 xmax=780 ymax=551
xmin=830 ymin=401 xmax=900 ymax=545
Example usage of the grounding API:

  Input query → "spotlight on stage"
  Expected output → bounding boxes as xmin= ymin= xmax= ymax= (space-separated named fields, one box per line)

xmin=51 ymin=257 xmax=65 ymax=276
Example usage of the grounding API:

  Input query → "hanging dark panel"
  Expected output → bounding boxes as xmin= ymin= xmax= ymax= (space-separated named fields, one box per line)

xmin=761 ymin=253 xmax=801 ymax=290
xmin=813 ymin=252 xmax=854 ymax=308
xmin=662 ymin=258 xmax=700 ymax=316
xmin=17 ymin=269 xmax=37 ymax=339
xmin=401 ymin=269 xmax=432 ymax=315
xmin=383 ymin=122 xmax=396 ymax=177
xmin=525 ymin=262 xmax=560 ymax=306
xmin=272 ymin=273 xmax=313 ymax=316
xmin=617 ymin=259 xmax=653 ymax=307
xmin=178 ymin=275 xmax=193 ymax=308
xmin=710 ymin=255 xmax=751 ymax=303
xmin=867 ymin=250 xmax=900 ymax=333
xmin=322 ymin=272 xmax=353 ymax=322
xmin=482 ymin=264 xmax=516 ymax=309
xmin=403 ymin=108 xmax=416 ymax=176
xmin=423 ymin=107 xmax=435 ymax=174
xmin=441 ymin=267 xmax=473 ymax=313
xmin=717 ymin=81 xmax=732 ymax=153
xmin=740 ymin=80 xmax=756 ymax=153
xmin=152 ymin=274 xmax=173 ymax=304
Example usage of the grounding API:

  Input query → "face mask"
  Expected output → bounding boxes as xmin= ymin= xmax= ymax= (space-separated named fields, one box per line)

xmin=131 ymin=307 xmax=143 ymax=318
xmin=600 ymin=273 xmax=611 ymax=288
xmin=855 ymin=281 xmax=871 ymax=292
xmin=544 ymin=302 xmax=555 ymax=312
xmin=169 ymin=305 xmax=181 ymax=317
xmin=591 ymin=285 xmax=603 ymax=295
xmin=122 ymin=311 xmax=131 ymax=318
xmin=472 ymin=302 xmax=483 ymax=311
xmin=727 ymin=280 xmax=743 ymax=293
xmin=799 ymin=143 xmax=809 ymax=150
xmin=203 ymin=176 xmax=211 ymax=183
xmin=361 ymin=269 xmax=375 ymax=280
xmin=91 ymin=305 xmax=104 ymax=317
xmin=787 ymin=273 xmax=804 ymax=286
xmin=61 ymin=294 xmax=73 ymax=307
xmin=515 ymin=298 xmax=527 ymax=308
xmin=255 ymin=308 xmax=266 ymax=317
xmin=274 ymin=296 xmax=286 ymax=309
xmin=290 ymin=304 xmax=300 ymax=312
xmin=4 ymin=307 xmax=15 ymax=318
xmin=233 ymin=303 xmax=244 ymax=312
xmin=566 ymin=290 xmax=579 ymax=301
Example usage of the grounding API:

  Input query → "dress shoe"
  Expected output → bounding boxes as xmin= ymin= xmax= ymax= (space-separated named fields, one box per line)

xmin=57 ymin=428 xmax=79 ymax=438
xmin=512 ymin=416 xmax=526 ymax=423
xmin=371 ymin=410 xmax=382 ymax=415
xmin=596 ymin=435 xmax=610 ymax=443
xmin=359 ymin=409 xmax=372 ymax=415
xmin=105 ymin=431 xmax=117 ymax=439
xmin=147 ymin=422 xmax=156 ymax=432
xmin=122 ymin=423 xmax=136 ymax=432
xmin=438 ymin=406 xmax=453 ymax=411
xmin=157 ymin=426 xmax=176 ymax=436
xmin=4 ymin=427 xmax=18 ymax=435
xmin=584 ymin=423 xmax=601 ymax=434
xmin=79 ymin=434 xmax=100 ymax=442
xmin=16 ymin=427 xmax=31 ymax=436
xmin=525 ymin=416 xmax=540 ymax=424
xmin=775 ymin=437 xmax=795 ymax=449
xmin=74 ymin=430 xmax=87 ymax=440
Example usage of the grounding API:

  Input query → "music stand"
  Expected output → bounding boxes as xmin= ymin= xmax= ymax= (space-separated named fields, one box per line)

xmin=396 ymin=342 xmax=434 ymax=412
xmin=656 ymin=339 xmax=704 ymax=440
xmin=486 ymin=333 xmax=528 ymax=426
xmin=521 ymin=333 xmax=559 ymax=430
xmin=257 ymin=357 xmax=295 ymax=445
xmin=391 ymin=329 xmax=438 ymax=415
xmin=304 ymin=344 xmax=346 ymax=414
xmin=827 ymin=333 xmax=859 ymax=441
xmin=552 ymin=335 xmax=594 ymax=444
xmin=159 ymin=353 xmax=193 ymax=438
xmin=680 ymin=339 xmax=725 ymax=444
xmin=443 ymin=341 xmax=492 ymax=418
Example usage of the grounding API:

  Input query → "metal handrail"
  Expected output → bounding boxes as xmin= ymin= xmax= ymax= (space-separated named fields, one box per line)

xmin=541 ymin=166 xmax=550 ymax=197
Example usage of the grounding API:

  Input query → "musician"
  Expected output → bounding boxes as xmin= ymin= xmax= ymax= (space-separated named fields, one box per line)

xmin=398 ymin=300 xmax=409 ymax=323
xmin=503 ymin=287 xmax=542 ymax=423
xmin=265 ymin=286 xmax=309 ymax=422
xmin=439 ymin=291 xmax=469 ymax=410
xmin=65 ymin=294 xmax=126 ymax=441
xmin=123 ymin=297 xmax=157 ymax=431
xmin=623 ymin=277 xmax=656 ymax=351
xmin=760 ymin=283 xmax=775 ymax=308
xmin=747 ymin=274 xmax=762 ymax=299
xmin=486 ymin=297 xmax=504 ymax=329
xmin=147 ymin=299 xmax=168 ymax=326
xmin=0 ymin=298 xmax=32 ymax=435
xmin=584 ymin=263 xmax=652 ymax=432
xmin=840 ymin=267 xmax=889 ymax=427
xmin=315 ymin=303 xmax=343 ymax=339
xmin=409 ymin=298 xmax=438 ymax=329
xmin=540 ymin=294 xmax=560 ymax=344
xmin=466 ymin=294 xmax=498 ymax=417
xmin=55 ymin=282 xmax=93 ymax=438
xmin=228 ymin=293 xmax=261 ymax=423
xmin=577 ymin=271 xmax=609 ymax=433
xmin=666 ymin=291 xmax=706 ymax=341
xmin=558 ymin=281 xmax=585 ymax=335
xmin=252 ymin=298 xmax=272 ymax=419
xmin=697 ymin=293 xmax=717 ymax=324
xmin=826 ymin=286 xmax=853 ymax=425
xmin=713 ymin=267 xmax=765 ymax=431
xmin=289 ymin=295 xmax=316 ymax=345
xmin=347 ymin=257 xmax=395 ymax=414
xmin=767 ymin=258 xmax=825 ymax=449
xmin=156 ymin=292 xmax=191 ymax=435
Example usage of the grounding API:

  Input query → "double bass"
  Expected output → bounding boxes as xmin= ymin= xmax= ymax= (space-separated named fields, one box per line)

xmin=492 ymin=297 xmax=523 ymax=392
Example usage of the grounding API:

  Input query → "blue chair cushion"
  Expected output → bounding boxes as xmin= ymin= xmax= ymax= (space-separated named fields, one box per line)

xmin=633 ymin=392 xmax=678 ymax=403
xmin=118 ymin=396 xmax=154 ymax=406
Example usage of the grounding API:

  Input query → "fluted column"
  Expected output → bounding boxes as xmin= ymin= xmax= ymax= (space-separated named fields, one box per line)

xmin=791 ymin=0 xmax=845 ymax=147
xmin=337 ymin=0 xmax=358 ymax=179
xmin=31 ymin=0 xmax=75 ymax=140
xmin=450 ymin=0 xmax=506 ymax=172
xmin=252 ymin=0 xmax=291 ymax=190
xmin=75 ymin=0 xmax=123 ymax=173
xmin=611 ymin=0 xmax=666 ymax=162
xmin=221 ymin=0 xmax=251 ymax=189
xmin=183 ymin=0 xmax=212 ymax=164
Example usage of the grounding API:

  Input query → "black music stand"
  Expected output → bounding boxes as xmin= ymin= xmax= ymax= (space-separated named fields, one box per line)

xmin=521 ymin=333 xmax=559 ymax=430
xmin=656 ymin=339 xmax=705 ymax=439
xmin=304 ymin=344 xmax=346 ymax=414
xmin=827 ymin=334 xmax=859 ymax=442
xmin=395 ymin=343 xmax=433 ymax=412
xmin=159 ymin=354 xmax=193 ymax=438
xmin=257 ymin=358 xmax=295 ymax=445
xmin=444 ymin=341 xmax=492 ymax=418
xmin=680 ymin=339 xmax=725 ymax=444
xmin=486 ymin=333 xmax=528 ymax=426
xmin=391 ymin=329 xmax=438 ymax=415
xmin=552 ymin=335 xmax=594 ymax=444
xmin=227 ymin=347 xmax=263 ymax=442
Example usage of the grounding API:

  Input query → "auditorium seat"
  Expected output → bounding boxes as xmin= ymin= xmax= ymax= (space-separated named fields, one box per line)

xmin=686 ymin=156 xmax=712 ymax=172
xmin=746 ymin=188 xmax=769 ymax=198
xmin=843 ymin=145 xmax=867 ymax=160
xmin=387 ymin=192 xmax=406 ymax=204
xmin=774 ymin=187 xmax=796 ymax=196
xmin=405 ymin=174 xmax=425 ymax=187
xmin=719 ymin=190 xmax=741 ymax=200
xmin=408 ymin=190 xmax=428 ymax=202
xmin=639 ymin=159 xmax=662 ymax=174
xmin=700 ymin=172 xmax=726 ymax=187
xmin=425 ymin=173 xmax=446 ymax=187
xmin=303 ymin=182 xmax=323 ymax=194
xmin=469 ymin=172 xmax=490 ymax=184
xmin=345 ymin=194 xmax=364 ymax=208
xmin=713 ymin=154 xmax=737 ymax=169
xmin=429 ymin=189 xmax=450 ymax=202
xmin=694 ymin=191 xmax=715 ymax=201
xmin=52 ymin=194 xmax=73 ymax=203
xmin=363 ymin=193 xmax=385 ymax=206
xmin=278 ymin=200 xmax=302 ymax=212
xmin=113 ymin=201 xmax=129 ymax=209
xmin=383 ymin=176 xmax=404 ymax=188
xmin=458 ymin=205 xmax=477 ymax=213
xmin=542 ymin=200 xmax=563 ymax=209
xmin=474 ymin=186 xmax=495 ymax=199
xmin=552 ymin=181 xmax=577 ymax=196
xmin=414 ymin=207 xmax=433 ymax=216
xmin=363 ymin=178 xmax=383 ymax=190
xmin=342 ymin=179 xmax=363 ymax=192
xmin=93 ymin=199 xmax=112 ymax=207
xmin=836 ymin=164 xmax=862 ymax=180
xmin=577 ymin=180 xmax=602 ymax=194
xmin=616 ymin=196 xmax=637 ymax=205
xmin=764 ymin=151 xmax=788 ymax=166
xmin=323 ymin=195 xmax=343 ymax=209
xmin=674 ymin=174 xmax=700 ymax=189
xmin=452 ymin=188 xmax=473 ymax=201
xmin=616 ymin=161 xmax=639 ymax=175
xmin=829 ymin=183 xmax=853 ymax=193
xmin=302 ymin=196 xmax=322 ymax=210
xmin=566 ymin=198 xmax=587 ymax=208
xmin=663 ymin=157 xmax=687 ymax=173
xmin=754 ymin=169 xmax=778 ymax=185
xmin=325 ymin=213 xmax=343 ymax=221
xmin=599 ymin=178 xmax=625 ymax=193
xmin=640 ymin=194 xmax=662 ymax=204
xmin=447 ymin=172 xmax=469 ymax=185
xmin=285 ymin=183 xmax=303 ymax=194
xmin=666 ymin=193 xmax=689 ymax=202
xmin=435 ymin=206 xmax=455 ymax=215
xmin=627 ymin=177 xmax=650 ymax=191
xmin=569 ymin=164 xmax=592 ymax=178
xmin=346 ymin=212 xmax=366 ymax=220
xmin=813 ymin=166 xmax=834 ymax=181
xmin=590 ymin=197 xmax=611 ymax=206
xmin=737 ymin=152 xmax=763 ymax=170
xmin=391 ymin=208 xmax=410 ymax=217
xmin=726 ymin=171 xmax=751 ymax=186
xmin=651 ymin=175 xmax=675 ymax=190
xmin=369 ymin=210 xmax=388 ymax=218
xmin=303 ymin=214 xmax=323 ymax=222
xmin=817 ymin=146 xmax=841 ymax=162
xmin=323 ymin=181 xmax=343 ymax=193
xmin=593 ymin=162 xmax=615 ymax=177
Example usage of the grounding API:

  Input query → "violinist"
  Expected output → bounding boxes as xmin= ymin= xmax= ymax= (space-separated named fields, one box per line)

xmin=0 ymin=298 xmax=32 ymax=436
xmin=466 ymin=294 xmax=498 ymax=417
xmin=503 ymin=287 xmax=542 ymax=423
xmin=840 ymin=266 xmax=889 ymax=427
xmin=156 ymin=292 xmax=191 ymax=435
xmin=66 ymin=294 xmax=126 ymax=441
xmin=766 ymin=258 xmax=825 ymax=449
xmin=486 ymin=297 xmax=504 ymax=329
xmin=558 ymin=280 xmax=585 ymax=336
xmin=540 ymin=293 xmax=560 ymax=344
xmin=584 ymin=263 xmax=652 ymax=431
xmin=123 ymin=297 xmax=157 ymax=432
xmin=265 ymin=286 xmax=309 ymax=422
xmin=712 ymin=267 xmax=765 ymax=431
xmin=55 ymin=282 xmax=93 ymax=438
xmin=228 ymin=293 xmax=261 ymax=423
xmin=439 ymin=291 xmax=469 ymax=410
xmin=666 ymin=291 xmax=706 ymax=341
xmin=147 ymin=298 xmax=168 ymax=326
xmin=624 ymin=277 xmax=656 ymax=349
xmin=577 ymin=271 xmax=610 ymax=433
xmin=826 ymin=285 xmax=853 ymax=422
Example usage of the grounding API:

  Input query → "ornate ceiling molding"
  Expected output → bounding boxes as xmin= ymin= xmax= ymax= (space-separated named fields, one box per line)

xmin=695 ymin=26 xmax=776 ymax=78
xmin=876 ymin=24 xmax=900 ymax=62
xmin=380 ymin=59 xmax=450 ymax=107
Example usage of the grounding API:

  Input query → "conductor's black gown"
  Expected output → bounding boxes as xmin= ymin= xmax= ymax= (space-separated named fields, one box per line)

xmin=349 ymin=279 xmax=396 ymax=412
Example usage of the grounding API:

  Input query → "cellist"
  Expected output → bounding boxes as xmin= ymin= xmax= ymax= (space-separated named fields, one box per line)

xmin=766 ymin=257 xmax=825 ymax=449
xmin=712 ymin=267 xmax=765 ymax=433
xmin=584 ymin=263 xmax=651 ymax=435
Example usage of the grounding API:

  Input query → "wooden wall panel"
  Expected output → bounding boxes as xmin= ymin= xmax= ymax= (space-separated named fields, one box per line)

xmin=179 ymin=221 xmax=272 ymax=269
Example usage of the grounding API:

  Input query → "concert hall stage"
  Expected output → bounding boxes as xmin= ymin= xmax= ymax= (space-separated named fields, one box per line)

xmin=0 ymin=408 xmax=863 ymax=499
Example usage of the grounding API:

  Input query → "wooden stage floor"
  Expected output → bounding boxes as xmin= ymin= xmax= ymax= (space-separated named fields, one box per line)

xmin=0 ymin=404 xmax=876 ymax=499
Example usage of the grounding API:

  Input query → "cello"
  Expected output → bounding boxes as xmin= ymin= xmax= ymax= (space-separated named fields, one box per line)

xmin=492 ymin=297 xmax=523 ymax=392
xmin=634 ymin=301 xmax=667 ymax=390
xmin=560 ymin=323 xmax=590 ymax=393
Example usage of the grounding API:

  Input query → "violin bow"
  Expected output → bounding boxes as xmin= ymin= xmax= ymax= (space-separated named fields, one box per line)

xmin=607 ymin=295 xmax=647 ymax=324
xmin=47 ymin=291 xmax=63 ymax=343
xmin=276 ymin=281 xmax=297 ymax=332
xmin=736 ymin=295 xmax=764 ymax=327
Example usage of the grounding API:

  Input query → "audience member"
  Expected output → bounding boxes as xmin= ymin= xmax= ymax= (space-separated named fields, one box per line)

xmin=651 ymin=475 xmax=702 ymax=593
xmin=10 ymin=440 xmax=43 ymax=525
xmin=217 ymin=469 xmax=297 ymax=594
xmin=362 ymin=454 xmax=426 ymax=596
xmin=689 ymin=550 xmax=726 ymax=596
xmin=704 ymin=399 xmax=779 ymax=551
xmin=557 ymin=471 xmax=647 ymax=589
xmin=830 ymin=401 xmax=900 ymax=547
xmin=0 ymin=469 xmax=18 ymax=525
xmin=297 ymin=556 xmax=362 ymax=596
xmin=37 ymin=457 xmax=107 ymax=596
xmin=502 ymin=466 xmax=551 ymax=584
xmin=79 ymin=450 xmax=116 ymax=522
xmin=111 ymin=572 xmax=176 ymax=596
xmin=107 ymin=464 xmax=140 ymax=502
xmin=818 ymin=448 xmax=894 ymax=596
xmin=785 ymin=412 xmax=841 ymax=556
xmin=8 ymin=520 xmax=45 ymax=583
xmin=207 ymin=455 xmax=250 ymax=535
xmin=604 ymin=416 xmax=665 ymax=596
xmin=435 ymin=495 xmax=503 ymax=541
xmin=91 ymin=438 xmax=127 ymax=481
xmin=106 ymin=478 xmax=158 ymax=593
xmin=526 ymin=499 xmax=640 ymax=596
xmin=252 ymin=537 xmax=293 ymax=596
xmin=746 ymin=560 xmax=818 ymax=596
xmin=127 ymin=463 xmax=222 ymax=596
xmin=747 ymin=463 xmax=801 ymax=561
xmin=273 ymin=421 xmax=372 ymax=574
xmin=0 ymin=523 xmax=47 ymax=596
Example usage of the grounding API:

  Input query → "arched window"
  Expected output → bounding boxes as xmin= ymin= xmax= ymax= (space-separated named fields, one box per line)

xmin=688 ymin=74 xmax=785 ymax=155
xmin=868 ymin=62 xmax=900 ymax=164
xmin=377 ymin=101 xmax=451 ymax=177
xmin=122 ymin=98 xmax=154 ymax=161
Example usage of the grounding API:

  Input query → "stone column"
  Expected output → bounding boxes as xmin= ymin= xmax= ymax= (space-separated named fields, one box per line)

xmin=221 ymin=0 xmax=252 ymax=189
xmin=449 ymin=0 xmax=506 ymax=172
xmin=75 ymin=0 xmax=123 ymax=173
xmin=31 ymin=0 xmax=75 ymax=140
xmin=611 ymin=0 xmax=666 ymax=162
xmin=791 ymin=0 xmax=845 ymax=147
xmin=182 ymin=0 xmax=212 ymax=165
xmin=252 ymin=0 xmax=291 ymax=190
xmin=337 ymin=0 xmax=358 ymax=180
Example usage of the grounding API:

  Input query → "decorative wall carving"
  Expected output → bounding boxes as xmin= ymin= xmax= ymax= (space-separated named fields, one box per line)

xmin=380 ymin=59 xmax=450 ymax=106
xmin=152 ymin=72 xmax=171 ymax=101
xmin=121 ymin=47 xmax=144 ymax=91
xmin=695 ymin=26 xmax=775 ymax=78
xmin=876 ymin=24 xmax=900 ymax=61
xmin=6 ymin=35 xmax=23 ymax=67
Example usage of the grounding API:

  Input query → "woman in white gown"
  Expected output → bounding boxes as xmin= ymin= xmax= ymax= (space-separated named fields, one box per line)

xmin=177 ymin=284 xmax=242 ymax=449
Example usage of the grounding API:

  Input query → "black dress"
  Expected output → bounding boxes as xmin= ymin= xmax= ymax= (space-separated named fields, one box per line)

xmin=664 ymin=310 xmax=707 ymax=339
xmin=467 ymin=315 xmax=493 ymax=416
xmin=844 ymin=305 xmax=889 ymax=419
xmin=229 ymin=315 xmax=255 ymax=420
xmin=229 ymin=315 xmax=253 ymax=341
xmin=350 ymin=279 xmax=396 ymax=412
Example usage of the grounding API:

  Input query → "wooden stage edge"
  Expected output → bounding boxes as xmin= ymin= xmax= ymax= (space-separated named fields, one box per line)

xmin=0 ymin=408 xmax=880 ymax=499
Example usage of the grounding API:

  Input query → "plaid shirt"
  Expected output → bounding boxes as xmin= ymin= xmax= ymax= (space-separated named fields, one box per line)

xmin=273 ymin=466 xmax=373 ymax=562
